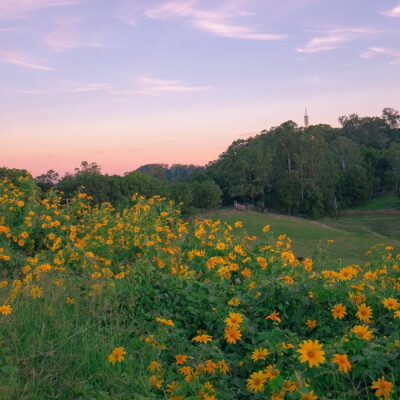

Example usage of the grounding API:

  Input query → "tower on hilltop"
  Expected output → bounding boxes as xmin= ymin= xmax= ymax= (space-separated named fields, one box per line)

xmin=304 ymin=109 xmax=309 ymax=128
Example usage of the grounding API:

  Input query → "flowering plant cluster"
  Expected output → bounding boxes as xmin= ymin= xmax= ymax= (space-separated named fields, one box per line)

xmin=0 ymin=174 xmax=398 ymax=399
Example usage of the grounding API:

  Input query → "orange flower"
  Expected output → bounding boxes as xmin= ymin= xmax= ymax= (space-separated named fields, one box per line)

xmin=297 ymin=340 xmax=325 ymax=367
xmin=351 ymin=325 xmax=373 ymax=341
xmin=301 ymin=391 xmax=318 ymax=400
xmin=247 ymin=370 xmax=267 ymax=392
xmin=356 ymin=303 xmax=373 ymax=323
xmin=225 ymin=312 xmax=243 ymax=328
xmin=251 ymin=347 xmax=269 ymax=362
xmin=192 ymin=333 xmax=212 ymax=344
xmin=371 ymin=376 xmax=393 ymax=399
xmin=383 ymin=297 xmax=399 ymax=311
xmin=266 ymin=311 xmax=281 ymax=323
xmin=306 ymin=320 xmax=316 ymax=329
xmin=175 ymin=354 xmax=187 ymax=365
xmin=156 ymin=317 xmax=174 ymax=327
xmin=332 ymin=354 xmax=351 ymax=372
xmin=108 ymin=347 xmax=126 ymax=365
xmin=224 ymin=326 xmax=242 ymax=344
xmin=0 ymin=305 xmax=12 ymax=315
xmin=331 ymin=304 xmax=346 ymax=320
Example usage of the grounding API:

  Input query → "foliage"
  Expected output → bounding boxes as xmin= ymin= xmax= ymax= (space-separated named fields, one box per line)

xmin=137 ymin=163 xmax=203 ymax=182
xmin=0 ymin=175 xmax=399 ymax=399
xmin=207 ymin=109 xmax=400 ymax=217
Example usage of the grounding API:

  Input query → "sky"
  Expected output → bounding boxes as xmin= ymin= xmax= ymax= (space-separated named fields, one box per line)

xmin=1 ymin=0 xmax=400 ymax=176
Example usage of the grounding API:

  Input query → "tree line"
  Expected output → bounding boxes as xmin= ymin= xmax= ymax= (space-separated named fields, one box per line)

xmin=206 ymin=108 xmax=400 ymax=217
xmin=2 ymin=107 xmax=400 ymax=217
xmin=31 ymin=161 xmax=222 ymax=214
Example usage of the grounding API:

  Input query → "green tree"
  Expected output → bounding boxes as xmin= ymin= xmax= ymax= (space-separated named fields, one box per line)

xmin=191 ymin=180 xmax=222 ymax=209
xmin=35 ymin=170 xmax=60 ymax=192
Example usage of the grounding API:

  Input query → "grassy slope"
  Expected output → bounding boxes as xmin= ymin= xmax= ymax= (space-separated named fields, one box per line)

xmin=210 ymin=203 xmax=400 ymax=267
xmin=351 ymin=194 xmax=400 ymax=210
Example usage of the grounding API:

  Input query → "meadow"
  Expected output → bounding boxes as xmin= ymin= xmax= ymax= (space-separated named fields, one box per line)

xmin=212 ymin=196 xmax=400 ymax=266
xmin=0 ymin=174 xmax=399 ymax=399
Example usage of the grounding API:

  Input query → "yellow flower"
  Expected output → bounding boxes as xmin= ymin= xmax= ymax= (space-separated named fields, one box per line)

xmin=156 ymin=317 xmax=174 ymax=327
xmin=281 ymin=342 xmax=294 ymax=350
xmin=31 ymin=286 xmax=43 ymax=299
xmin=332 ymin=354 xmax=351 ymax=372
xmin=264 ymin=364 xmax=280 ymax=379
xmin=108 ymin=347 xmax=126 ymax=364
xmin=262 ymin=225 xmax=270 ymax=233
xmin=166 ymin=381 xmax=181 ymax=394
xmin=351 ymin=324 xmax=373 ymax=341
xmin=247 ymin=370 xmax=267 ymax=392
xmin=224 ymin=326 xmax=242 ymax=344
xmin=356 ymin=303 xmax=373 ymax=323
xmin=371 ymin=376 xmax=393 ymax=399
xmin=383 ymin=297 xmax=399 ymax=311
xmin=192 ymin=333 xmax=212 ymax=344
xmin=228 ymin=297 xmax=240 ymax=306
xmin=301 ymin=391 xmax=318 ymax=400
xmin=148 ymin=361 xmax=161 ymax=372
xmin=331 ymin=303 xmax=346 ymax=320
xmin=225 ymin=312 xmax=243 ymax=328
xmin=251 ymin=347 xmax=269 ymax=362
xmin=218 ymin=359 xmax=229 ymax=373
xmin=149 ymin=375 xmax=164 ymax=389
xmin=0 ymin=304 xmax=12 ymax=315
xmin=297 ymin=340 xmax=325 ymax=367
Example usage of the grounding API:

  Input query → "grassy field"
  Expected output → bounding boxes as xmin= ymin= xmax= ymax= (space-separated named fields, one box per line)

xmin=351 ymin=194 xmax=400 ymax=211
xmin=210 ymin=198 xmax=400 ymax=266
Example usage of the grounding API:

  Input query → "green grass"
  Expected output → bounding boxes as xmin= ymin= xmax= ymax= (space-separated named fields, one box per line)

xmin=209 ymin=208 xmax=400 ymax=266
xmin=351 ymin=194 xmax=400 ymax=210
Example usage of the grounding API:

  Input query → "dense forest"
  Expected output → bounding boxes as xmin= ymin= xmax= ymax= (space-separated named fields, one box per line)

xmin=2 ymin=108 xmax=400 ymax=218
xmin=207 ymin=108 xmax=400 ymax=217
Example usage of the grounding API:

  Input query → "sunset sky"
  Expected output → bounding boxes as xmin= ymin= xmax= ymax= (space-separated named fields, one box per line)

xmin=1 ymin=0 xmax=400 ymax=176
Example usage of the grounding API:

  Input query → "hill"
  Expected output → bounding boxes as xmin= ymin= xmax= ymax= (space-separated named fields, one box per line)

xmin=210 ymin=203 xmax=400 ymax=266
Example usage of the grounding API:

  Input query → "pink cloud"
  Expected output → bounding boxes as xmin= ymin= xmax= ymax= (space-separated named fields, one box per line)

xmin=45 ymin=16 xmax=101 ymax=51
xmin=382 ymin=5 xmax=400 ymax=17
xmin=361 ymin=47 xmax=400 ymax=65
xmin=0 ymin=0 xmax=78 ymax=18
xmin=0 ymin=49 xmax=56 ymax=70
xmin=296 ymin=28 xmax=376 ymax=53
xmin=144 ymin=0 xmax=286 ymax=41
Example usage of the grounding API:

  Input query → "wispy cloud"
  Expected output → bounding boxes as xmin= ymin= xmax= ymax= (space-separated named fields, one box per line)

xmin=13 ymin=77 xmax=208 ymax=96
xmin=296 ymin=28 xmax=375 ymax=53
xmin=144 ymin=0 xmax=286 ymax=41
xmin=45 ymin=16 xmax=101 ymax=51
xmin=361 ymin=47 xmax=400 ymax=65
xmin=111 ymin=76 xmax=212 ymax=96
xmin=0 ymin=49 xmax=56 ymax=71
xmin=0 ymin=0 xmax=77 ymax=18
xmin=382 ymin=4 xmax=400 ymax=17
xmin=15 ymin=89 xmax=49 ymax=94
xmin=66 ymin=83 xmax=113 ymax=92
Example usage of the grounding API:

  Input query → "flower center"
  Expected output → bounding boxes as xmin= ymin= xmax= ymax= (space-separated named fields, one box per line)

xmin=307 ymin=350 xmax=316 ymax=358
